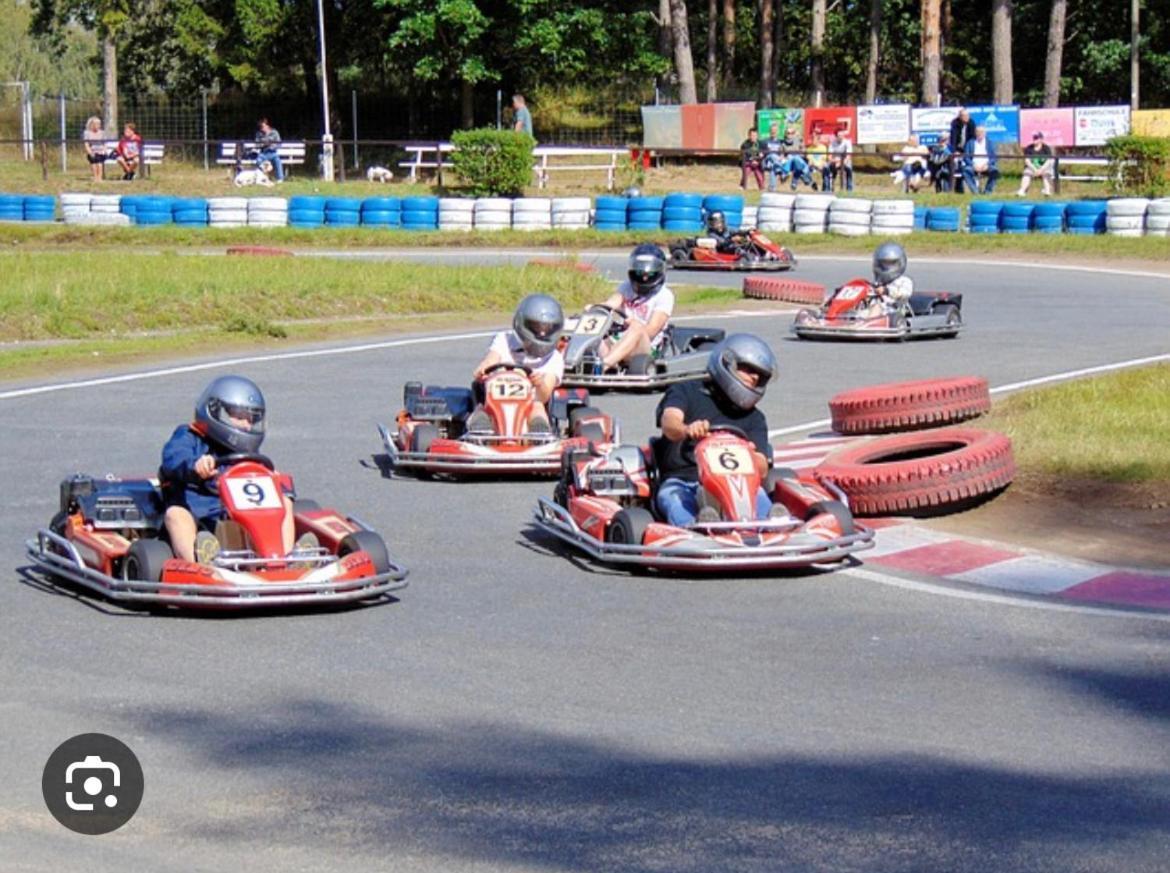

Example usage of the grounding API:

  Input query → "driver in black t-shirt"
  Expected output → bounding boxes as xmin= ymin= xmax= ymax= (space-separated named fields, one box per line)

xmin=654 ymin=334 xmax=781 ymax=526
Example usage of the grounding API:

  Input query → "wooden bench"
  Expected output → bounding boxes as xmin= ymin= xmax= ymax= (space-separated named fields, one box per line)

xmin=1055 ymin=156 xmax=1111 ymax=183
xmin=102 ymin=141 xmax=165 ymax=176
xmin=400 ymin=143 xmax=456 ymax=181
xmin=216 ymin=141 xmax=308 ymax=173
xmin=401 ymin=143 xmax=628 ymax=189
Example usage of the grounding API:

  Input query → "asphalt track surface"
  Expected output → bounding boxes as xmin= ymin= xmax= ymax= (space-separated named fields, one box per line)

xmin=2 ymin=252 xmax=1169 ymax=872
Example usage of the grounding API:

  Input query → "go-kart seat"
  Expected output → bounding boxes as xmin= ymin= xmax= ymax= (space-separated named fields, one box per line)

xmin=670 ymin=326 xmax=726 ymax=354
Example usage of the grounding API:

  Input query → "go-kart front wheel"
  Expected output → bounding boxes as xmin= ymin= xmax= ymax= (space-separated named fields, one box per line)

xmin=123 ymin=539 xmax=175 ymax=582
xmin=805 ymin=500 xmax=856 ymax=536
xmin=606 ymin=508 xmax=653 ymax=546
xmin=338 ymin=530 xmax=392 ymax=575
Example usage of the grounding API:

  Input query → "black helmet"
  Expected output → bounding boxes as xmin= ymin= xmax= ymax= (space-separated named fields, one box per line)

xmin=627 ymin=244 xmax=667 ymax=299
xmin=872 ymin=241 xmax=907 ymax=284
xmin=512 ymin=293 xmax=564 ymax=357
xmin=195 ymin=375 xmax=266 ymax=453
xmin=706 ymin=334 xmax=776 ymax=410
xmin=706 ymin=211 xmax=726 ymax=234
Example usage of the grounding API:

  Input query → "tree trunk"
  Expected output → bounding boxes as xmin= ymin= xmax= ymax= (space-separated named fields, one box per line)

xmin=722 ymin=0 xmax=736 ymax=88
xmin=864 ymin=0 xmax=880 ymax=105
xmin=658 ymin=0 xmax=674 ymax=93
xmin=810 ymin=0 xmax=826 ymax=107
xmin=772 ymin=0 xmax=783 ymax=103
xmin=991 ymin=0 xmax=1013 ymax=105
xmin=102 ymin=35 xmax=117 ymax=133
xmin=1042 ymin=0 xmax=1067 ymax=107
xmin=941 ymin=0 xmax=952 ymax=97
xmin=670 ymin=0 xmax=698 ymax=104
xmin=922 ymin=0 xmax=942 ymax=106
xmin=706 ymin=0 xmax=718 ymax=101
xmin=758 ymin=0 xmax=774 ymax=107
xmin=461 ymin=80 xmax=474 ymax=129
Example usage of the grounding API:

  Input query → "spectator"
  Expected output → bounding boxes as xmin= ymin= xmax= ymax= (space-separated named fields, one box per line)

xmin=1018 ymin=131 xmax=1055 ymax=197
xmin=927 ymin=133 xmax=954 ymax=193
xmin=949 ymin=107 xmax=977 ymax=193
xmin=761 ymin=122 xmax=785 ymax=192
xmin=774 ymin=128 xmax=816 ymax=191
xmin=961 ymin=125 xmax=999 ymax=194
xmin=82 ymin=116 xmax=108 ymax=182
xmin=255 ymin=117 xmax=285 ymax=182
xmin=115 ymin=122 xmax=143 ymax=181
xmin=827 ymin=131 xmax=853 ymax=193
xmin=892 ymin=134 xmax=930 ymax=192
xmin=512 ymin=94 xmax=533 ymax=137
xmin=806 ymin=137 xmax=830 ymax=192
xmin=739 ymin=128 xmax=765 ymax=190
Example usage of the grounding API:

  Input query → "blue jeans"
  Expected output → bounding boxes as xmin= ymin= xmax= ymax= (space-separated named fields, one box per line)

xmin=762 ymin=154 xmax=783 ymax=191
xmin=259 ymin=147 xmax=285 ymax=181
xmin=962 ymin=165 xmax=999 ymax=194
xmin=828 ymin=163 xmax=853 ymax=192
xmin=656 ymin=478 xmax=772 ymax=527
xmin=779 ymin=155 xmax=813 ymax=189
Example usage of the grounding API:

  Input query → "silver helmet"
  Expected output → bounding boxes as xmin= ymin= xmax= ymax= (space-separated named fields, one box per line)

xmin=706 ymin=210 xmax=727 ymax=234
xmin=513 ymin=293 xmax=564 ymax=357
xmin=621 ymin=186 xmax=642 ymax=199
xmin=706 ymin=333 xmax=776 ymax=410
xmin=872 ymin=241 xmax=907 ymax=284
xmin=628 ymin=243 xmax=667 ymax=299
xmin=194 ymin=375 xmax=266 ymax=453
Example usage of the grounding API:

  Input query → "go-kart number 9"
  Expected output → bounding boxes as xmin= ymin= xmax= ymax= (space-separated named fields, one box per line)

xmin=576 ymin=315 xmax=607 ymax=335
xmin=703 ymin=443 xmax=754 ymax=475
xmin=837 ymin=285 xmax=867 ymax=301
xmin=225 ymin=476 xmax=282 ymax=510
xmin=489 ymin=379 xmax=531 ymax=399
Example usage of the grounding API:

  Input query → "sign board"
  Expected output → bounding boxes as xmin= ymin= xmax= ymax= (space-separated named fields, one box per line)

xmin=910 ymin=107 xmax=957 ymax=146
xmin=966 ymin=105 xmax=1020 ymax=145
xmin=1133 ymin=108 xmax=1170 ymax=138
xmin=1074 ymin=105 xmax=1131 ymax=146
xmin=641 ymin=106 xmax=682 ymax=150
xmin=1018 ymin=108 xmax=1075 ymax=147
xmin=803 ymin=107 xmax=857 ymax=145
xmin=856 ymin=105 xmax=910 ymax=144
xmin=756 ymin=108 xmax=804 ymax=140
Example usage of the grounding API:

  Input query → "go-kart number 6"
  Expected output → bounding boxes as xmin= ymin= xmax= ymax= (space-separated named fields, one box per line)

xmin=225 ymin=476 xmax=282 ymax=510
xmin=704 ymin=443 xmax=754 ymax=474
xmin=576 ymin=315 xmax=607 ymax=335
xmin=489 ymin=379 xmax=532 ymax=399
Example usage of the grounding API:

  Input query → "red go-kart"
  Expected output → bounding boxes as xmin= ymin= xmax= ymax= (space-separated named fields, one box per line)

xmin=27 ymin=454 xmax=408 ymax=610
xmin=379 ymin=364 xmax=617 ymax=477
xmin=669 ymin=229 xmax=797 ymax=272
xmin=793 ymin=278 xmax=963 ymax=341
xmin=534 ymin=426 xmax=873 ymax=572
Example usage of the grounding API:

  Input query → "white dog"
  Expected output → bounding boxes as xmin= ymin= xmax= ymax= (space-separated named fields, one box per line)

xmin=234 ymin=168 xmax=274 ymax=187
xmin=366 ymin=165 xmax=394 ymax=183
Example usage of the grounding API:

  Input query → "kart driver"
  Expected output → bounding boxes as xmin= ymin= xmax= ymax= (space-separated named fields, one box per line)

xmin=161 ymin=375 xmax=300 ymax=564
xmin=598 ymin=244 xmax=676 ymax=371
xmin=865 ymin=240 xmax=914 ymax=318
xmin=703 ymin=210 xmax=744 ymax=254
xmin=469 ymin=293 xmax=566 ymax=434
xmin=654 ymin=334 xmax=785 ymax=526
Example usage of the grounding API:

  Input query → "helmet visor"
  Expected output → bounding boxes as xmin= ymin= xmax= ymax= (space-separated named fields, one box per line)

xmin=212 ymin=400 xmax=265 ymax=433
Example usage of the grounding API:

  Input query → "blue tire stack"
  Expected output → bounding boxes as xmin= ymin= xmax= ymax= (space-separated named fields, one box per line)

xmin=914 ymin=205 xmax=928 ymax=231
xmin=926 ymin=206 xmax=961 ymax=232
xmin=968 ymin=201 xmax=1004 ymax=234
xmin=703 ymin=194 xmax=745 ymax=230
xmin=361 ymin=197 xmax=402 ymax=228
xmin=401 ymin=196 xmax=439 ymax=231
xmin=594 ymin=195 xmax=627 ymax=231
xmin=1066 ymin=200 xmax=1107 ymax=235
xmin=172 ymin=198 xmax=209 ymax=227
xmin=0 ymin=193 xmax=23 ymax=221
xmin=662 ymin=193 xmax=704 ymax=232
xmin=1000 ymin=202 xmax=1034 ymax=234
xmin=288 ymin=196 xmax=326 ymax=228
xmin=325 ymin=198 xmax=362 ymax=227
xmin=1032 ymin=202 xmax=1066 ymax=234
xmin=23 ymin=195 xmax=56 ymax=222
xmin=132 ymin=196 xmax=173 ymax=226
xmin=627 ymin=196 xmax=664 ymax=231
xmin=119 ymin=195 xmax=144 ymax=221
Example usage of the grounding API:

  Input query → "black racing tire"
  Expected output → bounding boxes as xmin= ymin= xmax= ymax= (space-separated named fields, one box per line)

xmin=294 ymin=498 xmax=321 ymax=512
xmin=123 ymin=538 xmax=174 ymax=582
xmin=606 ymin=507 xmax=653 ymax=546
xmin=671 ymin=247 xmax=689 ymax=262
xmin=569 ymin=406 xmax=604 ymax=433
xmin=627 ymin=354 xmax=652 ymax=376
xmin=805 ymin=499 xmax=856 ymax=536
xmin=891 ymin=311 xmax=909 ymax=341
xmin=553 ymin=479 xmax=570 ymax=508
xmin=936 ymin=303 xmax=962 ymax=338
xmin=338 ymin=530 xmax=391 ymax=575
xmin=412 ymin=424 xmax=439 ymax=454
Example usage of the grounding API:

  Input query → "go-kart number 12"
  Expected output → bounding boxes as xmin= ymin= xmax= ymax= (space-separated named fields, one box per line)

xmin=489 ymin=380 xmax=531 ymax=399
xmin=225 ymin=476 xmax=282 ymax=509
xmin=704 ymin=443 xmax=753 ymax=474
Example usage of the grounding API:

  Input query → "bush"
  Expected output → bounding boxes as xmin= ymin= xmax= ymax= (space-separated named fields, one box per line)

xmin=1105 ymin=135 xmax=1170 ymax=197
xmin=450 ymin=128 xmax=536 ymax=196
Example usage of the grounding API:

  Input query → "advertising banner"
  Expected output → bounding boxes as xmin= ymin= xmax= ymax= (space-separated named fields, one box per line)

xmin=965 ymin=105 xmax=1020 ymax=144
xmin=641 ymin=106 xmax=682 ymax=150
xmin=803 ymin=107 xmax=857 ymax=145
xmin=713 ymin=102 xmax=759 ymax=150
xmin=1133 ymin=109 xmax=1170 ymax=138
xmin=1017 ymin=108 xmax=1075 ymax=146
xmin=756 ymin=107 xmax=804 ymax=140
xmin=856 ymin=104 xmax=910 ymax=144
xmin=680 ymin=104 xmax=716 ymax=150
xmin=910 ymin=107 xmax=957 ymax=145
xmin=1074 ymin=105 xmax=1131 ymax=146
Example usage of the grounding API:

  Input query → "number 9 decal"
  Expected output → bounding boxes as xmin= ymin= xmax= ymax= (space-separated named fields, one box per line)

xmin=242 ymin=481 xmax=265 ymax=505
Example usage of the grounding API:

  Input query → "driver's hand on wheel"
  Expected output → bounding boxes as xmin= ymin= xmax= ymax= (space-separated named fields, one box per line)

xmin=194 ymin=454 xmax=218 ymax=479
xmin=685 ymin=420 xmax=711 ymax=440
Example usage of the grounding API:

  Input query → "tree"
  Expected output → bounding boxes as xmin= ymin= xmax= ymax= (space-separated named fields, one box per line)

xmin=656 ymin=0 xmax=673 ymax=91
xmin=922 ymin=0 xmax=942 ymax=106
xmin=669 ymin=0 xmax=697 ymax=103
xmin=864 ymin=0 xmax=880 ymax=104
xmin=758 ymin=0 xmax=774 ymax=106
xmin=1043 ymin=0 xmax=1066 ymax=106
xmin=810 ymin=0 xmax=826 ymax=107
xmin=721 ymin=0 xmax=735 ymax=88
xmin=705 ymin=0 xmax=717 ymax=101
xmin=31 ymin=0 xmax=127 ymax=129
xmin=991 ymin=0 xmax=1013 ymax=104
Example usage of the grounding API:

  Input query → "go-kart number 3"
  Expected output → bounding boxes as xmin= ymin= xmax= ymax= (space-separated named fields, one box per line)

xmin=576 ymin=315 xmax=607 ymax=335
xmin=489 ymin=380 xmax=531 ymax=399
xmin=703 ymin=444 xmax=754 ymax=474
xmin=225 ymin=476 xmax=282 ymax=510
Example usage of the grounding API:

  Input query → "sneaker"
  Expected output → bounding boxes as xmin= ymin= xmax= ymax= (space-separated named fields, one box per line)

xmin=696 ymin=506 xmax=720 ymax=525
xmin=465 ymin=408 xmax=494 ymax=433
xmin=194 ymin=531 xmax=221 ymax=565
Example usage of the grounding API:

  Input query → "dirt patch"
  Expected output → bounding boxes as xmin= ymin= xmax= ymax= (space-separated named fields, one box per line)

xmin=926 ymin=473 xmax=1170 ymax=571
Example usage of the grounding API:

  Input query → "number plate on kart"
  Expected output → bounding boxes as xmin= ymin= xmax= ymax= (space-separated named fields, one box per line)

xmin=575 ymin=314 xmax=608 ymax=336
xmin=703 ymin=443 xmax=754 ymax=474
xmin=488 ymin=378 xmax=532 ymax=399
xmin=836 ymin=284 xmax=868 ymax=301
xmin=225 ymin=475 xmax=282 ymax=510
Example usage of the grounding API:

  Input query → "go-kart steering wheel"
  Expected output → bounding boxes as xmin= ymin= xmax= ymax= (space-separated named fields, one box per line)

xmin=480 ymin=362 xmax=535 ymax=378
xmin=584 ymin=303 xmax=627 ymax=329
xmin=214 ymin=452 xmax=276 ymax=471
xmin=705 ymin=424 xmax=750 ymax=441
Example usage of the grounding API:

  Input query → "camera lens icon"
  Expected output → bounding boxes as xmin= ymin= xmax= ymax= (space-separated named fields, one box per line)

xmin=65 ymin=755 xmax=122 ymax=811
xmin=44 ymin=734 xmax=143 ymax=835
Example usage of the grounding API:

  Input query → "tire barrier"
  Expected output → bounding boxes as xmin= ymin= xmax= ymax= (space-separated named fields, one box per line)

xmin=593 ymin=194 xmax=627 ymax=231
xmin=59 ymin=193 xmax=92 ymax=223
xmin=815 ymin=427 xmax=1015 ymax=516
xmin=474 ymin=197 xmax=512 ymax=232
xmin=207 ymin=196 xmax=248 ymax=228
xmin=663 ymin=192 xmax=704 ymax=232
xmin=512 ymin=197 xmax=552 ymax=232
xmin=793 ymin=194 xmax=835 ymax=234
xmin=551 ymin=197 xmax=591 ymax=230
xmin=1106 ymin=197 xmax=1149 ymax=237
xmin=870 ymin=199 xmax=914 ymax=236
xmin=22 ymin=194 xmax=56 ymax=222
xmin=925 ymin=206 xmax=961 ymax=233
xmin=828 ymin=376 xmax=991 ymax=435
xmin=248 ymin=196 xmax=289 ymax=228
xmin=0 ymin=193 xmax=24 ymax=221
xmin=131 ymin=196 xmax=174 ymax=226
xmin=742 ymin=276 xmax=826 ymax=304
xmin=325 ymin=197 xmax=362 ymax=228
xmin=287 ymin=195 xmax=326 ymax=228
xmin=1031 ymin=202 xmax=1066 ymax=234
xmin=967 ymin=200 xmax=1004 ymax=234
xmin=757 ymin=192 xmax=795 ymax=232
xmin=1065 ymin=199 xmax=1107 ymax=235
xmin=703 ymin=193 xmax=744 ymax=232
xmin=362 ymin=196 xmax=402 ymax=228
xmin=172 ymin=197 xmax=209 ymax=227
xmin=1000 ymin=202 xmax=1034 ymax=235
xmin=828 ymin=197 xmax=872 ymax=237
xmin=627 ymin=196 xmax=664 ymax=231
xmin=438 ymin=197 xmax=475 ymax=232
xmin=401 ymin=195 xmax=439 ymax=231
xmin=740 ymin=205 xmax=758 ymax=230
xmin=914 ymin=204 xmax=928 ymax=231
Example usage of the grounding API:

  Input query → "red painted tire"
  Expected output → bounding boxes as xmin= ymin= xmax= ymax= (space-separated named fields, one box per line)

xmin=226 ymin=246 xmax=294 ymax=257
xmin=829 ymin=376 xmax=991 ymax=435
xmin=815 ymin=427 xmax=1014 ymax=516
xmin=742 ymin=276 xmax=825 ymax=304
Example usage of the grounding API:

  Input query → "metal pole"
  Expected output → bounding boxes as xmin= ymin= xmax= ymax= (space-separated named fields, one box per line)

xmin=496 ymin=90 xmax=502 ymax=130
xmin=59 ymin=94 xmax=67 ymax=172
xmin=1131 ymin=0 xmax=1140 ymax=111
xmin=23 ymin=82 xmax=33 ymax=161
xmin=202 ymin=90 xmax=209 ymax=170
xmin=351 ymin=90 xmax=358 ymax=167
xmin=316 ymin=0 xmax=334 ymax=181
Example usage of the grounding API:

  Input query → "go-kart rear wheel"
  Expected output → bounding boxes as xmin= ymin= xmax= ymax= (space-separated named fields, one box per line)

xmin=606 ymin=508 xmax=653 ymax=546
xmin=412 ymin=424 xmax=439 ymax=454
xmin=805 ymin=500 xmax=856 ymax=536
xmin=123 ymin=539 xmax=174 ymax=582
xmin=338 ymin=530 xmax=391 ymax=575
xmin=671 ymin=247 xmax=688 ymax=262
xmin=935 ymin=304 xmax=962 ymax=338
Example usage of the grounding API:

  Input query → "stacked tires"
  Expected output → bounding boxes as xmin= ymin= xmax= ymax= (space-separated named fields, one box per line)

xmin=0 ymin=193 xmax=22 ymax=222
xmin=793 ymin=194 xmax=834 ymax=234
xmin=741 ymin=205 xmax=758 ymax=230
xmin=23 ymin=195 xmax=56 ymax=222
xmin=1065 ymin=200 xmax=1107 ymax=235
xmin=703 ymin=194 xmax=744 ymax=230
xmin=662 ymin=192 xmax=704 ymax=233
xmin=914 ymin=205 xmax=928 ymax=232
xmin=79 ymin=194 xmax=128 ymax=226
xmin=247 ymin=197 xmax=288 ymax=228
xmin=207 ymin=197 xmax=248 ymax=228
xmin=627 ymin=196 xmax=664 ymax=232
xmin=828 ymin=198 xmax=872 ymax=237
xmin=172 ymin=198 xmax=209 ymax=228
xmin=756 ymin=192 xmax=795 ymax=233
xmin=512 ymin=197 xmax=552 ymax=232
xmin=551 ymin=197 xmax=591 ymax=230
xmin=131 ymin=196 xmax=173 ymax=226
xmin=401 ymin=196 xmax=439 ymax=231
xmin=90 ymin=194 xmax=122 ymax=217
xmin=593 ymin=195 xmax=627 ymax=232
xmin=870 ymin=199 xmax=914 ymax=235
xmin=1031 ymin=202 xmax=1066 ymax=234
xmin=59 ymin=193 xmax=91 ymax=223
xmin=925 ymin=206 xmax=961 ymax=233
xmin=288 ymin=196 xmax=326 ymax=229
xmin=1146 ymin=198 xmax=1170 ymax=237
xmin=362 ymin=197 xmax=401 ymax=228
xmin=438 ymin=198 xmax=475 ymax=231
xmin=967 ymin=201 xmax=1003 ymax=234
xmin=1000 ymin=202 xmax=1034 ymax=234
xmin=474 ymin=198 xmax=512 ymax=231
xmin=325 ymin=198 xmax=362 ymax=228
xmin=1106 ymin=198 xmax=1148 ymax=237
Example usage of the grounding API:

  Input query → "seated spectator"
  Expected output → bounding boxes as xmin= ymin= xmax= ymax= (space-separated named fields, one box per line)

xmin=1018 ymin=131 xmax=1055 ymax=197
xmin=739 ymin=128 xmax=765 ymax=190
xmin=927 ymin=133 xmax=954 ymax=193
xmin=115 ymin=122 xmax=143 ymax=181
xmin=83 ymin=116 xmax=107 ymax=183
xmin=827 ymin=131 xmax=853 ymax=193
xmin=961 ymin=125 xmax=999 ymax=194
xmin=254 ymin=117 xmax=285 ymax=182
xmin=891 ymin=134 xmax=930 ymax=192
xmin=761 ymin=122 xmax=785 ymax=192
xmin=806 ymin=138 xmax=830 ymax=192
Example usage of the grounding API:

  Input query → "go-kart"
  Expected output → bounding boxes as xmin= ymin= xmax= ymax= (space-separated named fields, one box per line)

xmin=378 ymin=363 xmax=617 ymax=477
xmin=792 ymin=278 xmax=963 ymax=341
xmin=669 ymin=229 xmax=797 ymax=272
xmin=26 ymin=453 xmax=408 ymax=610
xmin=561 ymin=303 xmax=724 ymax=391
xmin=533 ymin=425 xmax=874 ymax=572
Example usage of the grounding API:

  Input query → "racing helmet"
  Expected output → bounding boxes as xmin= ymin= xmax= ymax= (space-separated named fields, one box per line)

xmin=872 ymin=241 xmax=907 ymax=285
xmin=706 ymin=333 xmax=777 ymax=411
xmin=627 ymin=244 xmax=667 ymax=299
xmin=512 ymin=293 xmax=565 ymax=357
xmin=194 ymin=375 xmax=266 ymax=453
xmin=706 ymin=210 xmax=727 ymax=235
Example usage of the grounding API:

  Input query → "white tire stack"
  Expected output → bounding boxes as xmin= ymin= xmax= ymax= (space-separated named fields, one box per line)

xmin=89 ymin=193 xmax=122 ymax=215
xmin=438 ymin=197 xmax=475 ymax=231
xmin=793 ymin=194 xmax=835 ymax=234
xmin=870 ymin=199 xmax=915 ymax=236
xmin=60 ymin=193 xmax=92 ymax=223
xmin=551 ymin=197 xmax=591 ymax=230
xmin=740 ymin=205 xmax=758 ymax=230
xmin=68 ymin=212 xmax=131 ymax=226
xmin=756 ymin=192 xmax=795 ymax=232
xmin=474 ymin=197 xmax=512 ymax=231
xmin=1145 ymin=198 xmax=1170 ymax=237
xmin=512 ymin=197 xmax=552 ymax=232
xmin=208 ymin=196 xmax=249 ymax=228
xmin=247 ymin=196 xmax=289 ymax=228
xmin=828 ymin=198 xmax=873 ymax=237
xmin=1106 ymin=197 xmax=1149 ymax=237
